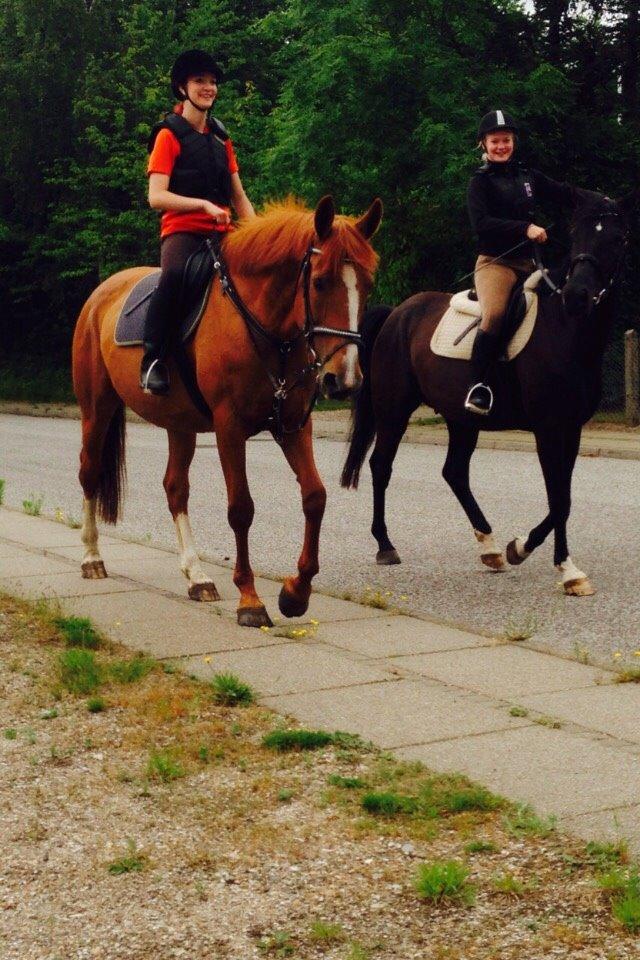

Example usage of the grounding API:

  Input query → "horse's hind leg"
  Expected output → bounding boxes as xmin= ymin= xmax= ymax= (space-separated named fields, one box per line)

xmin=370 ymin=409 xmax=415 ymax=565
xmin=164 ymin=430 xmax=220 ymax=602
xmin=442 ymin=422 xmax=505 ymax=571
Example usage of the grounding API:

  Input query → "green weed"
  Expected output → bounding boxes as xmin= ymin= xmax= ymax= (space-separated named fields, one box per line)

xmin=509 ymin=705 xmax=528 ymax=717
xmin=438 ymin=784 xmax=501 ymax=814
xmin=613 ymin=887 xmax=640 ymax=932
xmin=22 ymin=494 xmax=43 ymax=516
xmin=108 ymin=656 xmax=155 ymax=684
xmin=414 ymin=860 xmax=475 ymax=905
xmin=614 ymin=668 xmax=640 ymax=684
xmin=262 ymin=729 xmax=334 ymax=752
xmin=257 ymin=930 xmax=295 ymax=955
xmin=41 ymin=708 xmax=59 ymax=720
xmin=58 ymin=649 xmax=101 ymax=695
xmin=328 ymin=774 xmax=366 ymax=789
xmin=503 ymin=804 xmax=556 ymax=838
xmin=492 ymin=871 xmax=526 ymax=896
xmin=53 ymin=615 xmax=101 ymax=650
xmin=361 ymin=791 xmax=416 ymax=817
xmin=146 ymin=747 xmax=185 ymax=783
xmin=210 ymin=671 xmax=256 ymax=706
xmin=4 ymin=728 xmax=17 ymax=740
xmin=464 ymin=840 xmax=497 ymax=855
xmin=87 ymin=697 xmax=106 ymax=713
xmin=533 ymin=715 xmax=562 ymax=729
xmin=503 ymin=612 xmax=537 ymax=642
xmin=107 ymin=839 xmax=147 ymax=875
xmin=360 ymin=587 xmax=390 ymax=610
xmin=277 ymin=788 xmax=294 ymax=803
xmin=309 ymin=920 xmax=345 ymax=943
xmin=585 ymin=840 xmax=629 ymax=869
xmin=0 ymin=478 xmax=4 ymax=504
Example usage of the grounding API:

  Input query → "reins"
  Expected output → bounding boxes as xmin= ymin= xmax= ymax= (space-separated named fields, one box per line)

xmin=206 ymin=236 xmax=361 ymax=443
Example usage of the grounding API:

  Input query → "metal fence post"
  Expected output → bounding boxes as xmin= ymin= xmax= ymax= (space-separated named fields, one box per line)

xmin=625 ymin=329 xmax=640 ymax=426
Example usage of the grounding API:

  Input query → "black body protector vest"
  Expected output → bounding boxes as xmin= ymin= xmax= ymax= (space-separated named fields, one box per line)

xmin=478 ymin=161 xmax=536 ymax=224
xmin=148 ymin=112 xmax=233 ymax=208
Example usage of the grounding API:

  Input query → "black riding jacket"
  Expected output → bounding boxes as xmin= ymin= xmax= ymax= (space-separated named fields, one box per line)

xmin=148 ymin=112 xmax=233 ymax=208
xmin=467 ymin=160 xmax=573 ymax=258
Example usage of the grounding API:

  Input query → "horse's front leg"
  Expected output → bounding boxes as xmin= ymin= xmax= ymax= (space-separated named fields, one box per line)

xmin=215 ymin=413 xmax=272 ymax=628
xmin=164 ymin=429 xmax=220 ymax=601
xmin=277 ymin=421 xmax=327 ymax=618
xmin=551 ymin=424 xmax=594 ymax=596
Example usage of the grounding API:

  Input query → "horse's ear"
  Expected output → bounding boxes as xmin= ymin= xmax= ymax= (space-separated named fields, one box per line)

xmin=314 ymin=195 xmax=335 ymax=241
xmin=617 ymin=189 xmax=640 ymax=216
xmin=355 ymin=198 xmax=384 ymax=239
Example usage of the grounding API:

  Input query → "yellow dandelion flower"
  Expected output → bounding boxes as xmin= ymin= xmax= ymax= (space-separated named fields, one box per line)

xmin=203 ymin=656 xmax=212 ymax=664
xmin=613 ymin=652 xmax=622 ymax=660
xmin=310 ymin=619 xmax=319 ymax=626
xmin=634 ymin=651 xmax=640 ymax=657
xmin=400 ymin=595 xmax=408 ymax=601
xmin=260 ymin=625 xmax=271 ymax=632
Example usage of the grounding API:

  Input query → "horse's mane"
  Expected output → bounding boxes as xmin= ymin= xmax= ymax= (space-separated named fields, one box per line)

xmin=223 ymin=197 xmax=379 ymax=279
xmin=571 ymin=187 xmax=617 ymax=223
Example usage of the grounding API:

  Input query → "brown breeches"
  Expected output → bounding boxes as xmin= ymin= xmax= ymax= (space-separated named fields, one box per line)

xmin=474 ymin=255 xmax=533 ymax=334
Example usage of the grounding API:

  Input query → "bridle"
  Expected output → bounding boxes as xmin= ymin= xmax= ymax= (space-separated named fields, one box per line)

xmin=207 ymin=237 xmax=362 ymax=442
xmin=564 ymin=211 xmax=629 ymax=306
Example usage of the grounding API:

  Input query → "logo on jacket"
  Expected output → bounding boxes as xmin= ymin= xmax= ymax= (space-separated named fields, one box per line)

xmin=524 ymin=181 xmax=533 ymax=199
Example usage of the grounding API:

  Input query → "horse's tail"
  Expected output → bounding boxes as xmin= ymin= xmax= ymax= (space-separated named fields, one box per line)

xmin=340 ymin=304 xmax=394 ymax=490
xmin=96 ymin=403 xmax=127 ymax=524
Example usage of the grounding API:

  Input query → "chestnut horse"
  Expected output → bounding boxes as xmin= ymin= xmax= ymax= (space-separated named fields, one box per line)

xmin=341 ymin=188 xmax=633 ymax=597
xmin=73 ymin=196 xmax=382 ymax=627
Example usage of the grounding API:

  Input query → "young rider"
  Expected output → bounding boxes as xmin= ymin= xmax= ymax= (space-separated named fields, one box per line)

xmin=141 ymin=49 xmax=255 ymax=395
xmin=465 ymin=110 xmax=573 ymax=415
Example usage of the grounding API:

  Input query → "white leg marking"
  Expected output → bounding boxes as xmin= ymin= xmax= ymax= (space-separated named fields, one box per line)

xmin=175 ymin=513 xmax=210 ymax=585
xmin=341 ymin=263 xmax=360 ymax=389
xmin=474 ymin=530 xmax=502 ymax=557
xmin=556 ymin=556 xmax=587 ymax=585
xmin=514 ymin=537 xmax=530 ymax=560
xmin=81 ymin=498 xmax=101 ymax=565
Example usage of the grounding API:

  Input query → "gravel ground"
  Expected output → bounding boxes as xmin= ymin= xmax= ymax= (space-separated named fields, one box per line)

xmin=2 ymin=594 xmax=639 ymax=960
xmin=1 ymin=413 xmax=639 ymax=666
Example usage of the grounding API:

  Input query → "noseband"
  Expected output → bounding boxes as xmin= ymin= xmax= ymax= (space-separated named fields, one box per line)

xmin=207 ymin=237 xmax=362 ymax=442
xmin=565 ymin=212 xmax=628 ymax=306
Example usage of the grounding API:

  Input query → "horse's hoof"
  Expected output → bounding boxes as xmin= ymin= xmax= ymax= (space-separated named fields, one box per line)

xmin=506 ymin=539 xmax=527 ymax=567
xmin=376 ymin=549 xmax=401 ymax=565
xmin=278 ymin=586 xmax=309 ymax=619
xmin=237 ymin=605 xmax=273 ymax=629
xmin=564 ymin=577 xmax=595 ymax=597
xmin=188 ymin=580 xmax=220 ymax=602
xmin=81 ymin=560 xmax=107 ymax=579
xmin=481 ymin=552 xmax=506 ymax=572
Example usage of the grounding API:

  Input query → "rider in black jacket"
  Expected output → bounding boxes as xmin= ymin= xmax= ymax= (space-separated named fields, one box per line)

xmin=464 ymin=110 xmax=573 ymax=415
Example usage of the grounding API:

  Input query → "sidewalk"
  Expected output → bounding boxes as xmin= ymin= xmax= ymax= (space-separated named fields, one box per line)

xmin=2 ymin=506 xmax=640 ymax=852
xmin=2 ymin=400 xmax=639 ymax=460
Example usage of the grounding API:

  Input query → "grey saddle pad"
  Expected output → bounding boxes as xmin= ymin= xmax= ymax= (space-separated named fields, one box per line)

xmin=114 ymin=270 xmax=212 ymax=346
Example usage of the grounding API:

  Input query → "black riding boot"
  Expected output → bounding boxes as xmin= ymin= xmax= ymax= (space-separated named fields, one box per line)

xmin=139 ymin=289 xmax=171 ymax=396
xmin=464 ymin=328 xmax=501 ymax=416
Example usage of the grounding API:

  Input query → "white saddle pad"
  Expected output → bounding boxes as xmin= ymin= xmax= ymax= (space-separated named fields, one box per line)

xmin=430 ymin=270 xmax=542 ymax=361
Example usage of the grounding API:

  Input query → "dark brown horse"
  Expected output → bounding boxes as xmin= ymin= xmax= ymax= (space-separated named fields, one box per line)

xmin=73 ymin=196 xmax=382 ymax=627
xmin=341 ymin=188 xmax=633 ymax=596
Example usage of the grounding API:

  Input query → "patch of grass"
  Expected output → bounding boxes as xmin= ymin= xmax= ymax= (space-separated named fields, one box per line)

xmin=573 ymin=642 xmax=591 ymax=665
xmin=87 ymin=697 xmax=106 ymax=713
xmin=4 ymin=728 xmax=17 ymax=740
xmin=0 ymin=478 xmax=4 ymax=504
xmin=262 ymin=729 xmax=334 ymax=752
xmin=277 ymin=788 xmax=294 ymax=803
xmin=309 ymin=920 xmax=345 ymax=943
xmin=509 ymin=705 xmax=528 ymax=717
xmin=414 ymin=860 xmax=475 ymax=905
xmin=464 ymin=839 xmax=497 ymax=855
xmin=492 ymin=871 xmax=526 ymax=897
xmin=58 ymin=648 xmax=101 ymax=696
xmin=53 ymin=615 xmax=101 ymax=650
xmin=585 ymin=840 xmax=629 ymax=869
xmin=22 ymin=494 xmax=43 ymax=516
xmin=210 ymin=671 xmax=256 ymax=706
xmin=533 ymin=715 xmax=562 ymax=729
xmin=503 ymin=804 xmax=556 ymax=838
xmin=257 ymin=930 xmax=295 ymax=955
xmin=438 ymin=784 xmax=501 ymax=814
xmin=146 ymin=747 xmax=185 ymax=783
xmin=107 ymin=839 xmax=147 ymax=875
xmin=108 ymin=656 xmax=155 ymax=684
xmin=328 ymin=774 xmax=366 ymax=789
xmin=613 ymin=884 xmax=640 ymax=932
xmin=197 ymin=745 xmax=210 ymax=763
xmin=362 ymin=791 xmax=416 ymax=817
xmin=503 ymin=612 xmax=537 ymax=642
xmin=411 ymin=415 xmax=444 ymax=426
xmin=345 ymin=947 xmax=372 ymax=960
xmin=614 ymin=668 xmax=640 ymax=684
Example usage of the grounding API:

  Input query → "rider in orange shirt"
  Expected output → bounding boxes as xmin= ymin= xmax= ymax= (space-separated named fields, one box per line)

xmin=141 ymin=49 xmax=255 ymax=395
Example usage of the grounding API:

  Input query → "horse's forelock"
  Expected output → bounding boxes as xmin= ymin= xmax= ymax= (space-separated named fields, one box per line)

xmin=223 ymin=200 xmax=378 ymax=278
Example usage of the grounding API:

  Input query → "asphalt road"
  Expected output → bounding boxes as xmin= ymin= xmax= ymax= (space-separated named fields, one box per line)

xmin=1 ymin=414 xmax=638 ymax=666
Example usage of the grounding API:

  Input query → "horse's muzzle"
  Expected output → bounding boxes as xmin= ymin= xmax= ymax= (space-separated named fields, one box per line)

xmin=321 ymin=371 xmax=362 ymax=400
xmin=562 ymin=282 xmax=593 ymax=320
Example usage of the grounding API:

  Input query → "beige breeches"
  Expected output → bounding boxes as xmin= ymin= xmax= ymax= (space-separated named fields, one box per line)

xmin=474 ymin=255 xmax=533 ymax=333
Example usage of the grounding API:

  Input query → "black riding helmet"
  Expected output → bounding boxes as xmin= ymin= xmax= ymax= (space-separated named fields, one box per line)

xmin=477 ymin=110 xmax=518 ymax=140
xmin=170 ymin=49 xmax=224 ymax=101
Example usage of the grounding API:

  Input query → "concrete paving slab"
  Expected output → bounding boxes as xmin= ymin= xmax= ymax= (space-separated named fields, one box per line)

xmin=0 ymin=540 xmax=44 ymax=560
xmin=217 ymin=593 xmax=389 ymax=624
xmin=0 ymin=513 xmax=88 ymax=548
xmin=0 ymin=552 xmax=73 ymax=577
xmin=57 ymin=591 xmax=285 ymax=658
xmin=316 ymin=615 xmax=493 ymax=659
xmin=51 ymin=541 xmax=172 ymax=562
xmin=388 ymin=645 xmax=607 ymax=699
xmin=264 ymin=679 xmax=530 ymax=749
xmin=397 ymin=726 xmax=640 ymax=818
xmin=181 ymin=643 xmax=395 ymax=696
xmin=107 ymin=556 xmax=282 ymax=600
xmin=0 ymin=572 xmax=141 ymax=602
xmin=558 ymin=806 xmax=640 ymax=850
xmin=521 ymin=684 xmax=640 ymax=745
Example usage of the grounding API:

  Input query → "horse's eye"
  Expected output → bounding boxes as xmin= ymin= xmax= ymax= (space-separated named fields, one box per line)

xmin=313 ymin=276 xmax=328 ymax=292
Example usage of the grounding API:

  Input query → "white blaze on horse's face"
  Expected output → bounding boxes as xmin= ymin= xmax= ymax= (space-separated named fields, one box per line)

xmin=341 ymin=262 xmax=360 ymax=389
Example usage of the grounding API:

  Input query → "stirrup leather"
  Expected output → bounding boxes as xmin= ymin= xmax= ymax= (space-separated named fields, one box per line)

xmin=464 ymin=382 xmax=493 ymax=416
